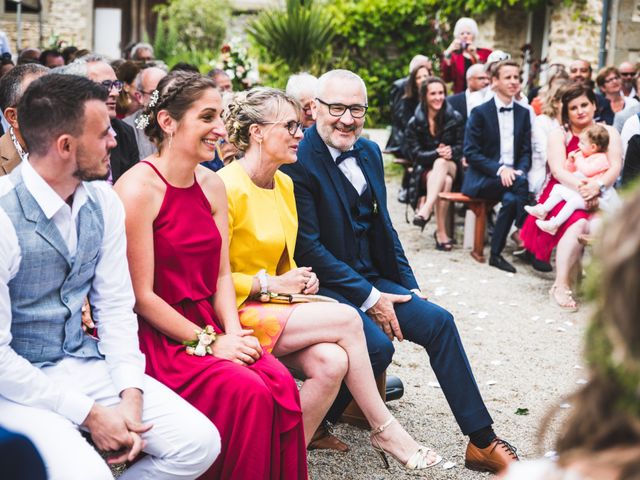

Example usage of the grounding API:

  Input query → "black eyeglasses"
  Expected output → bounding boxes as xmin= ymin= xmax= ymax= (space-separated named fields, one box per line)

xmin=604 ymin=76 xmax=620 ymax=84
xmin=262 ymin=120 xmax=302 ymax=136
xmin=315 ymin=98 xmax=368 ymax=118
xmin=99 ymin=80 xmax=124 ymax=92
xmin=620 ymin=72 xmax=636 ymax=77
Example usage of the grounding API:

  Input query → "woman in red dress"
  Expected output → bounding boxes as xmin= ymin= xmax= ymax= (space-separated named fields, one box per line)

xmin=114 ymin=71 xmax=308 ymax=479
xmin=520 ymin=83 xmax=622 ymax=311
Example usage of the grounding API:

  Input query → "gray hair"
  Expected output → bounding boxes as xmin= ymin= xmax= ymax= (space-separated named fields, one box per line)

xmin=224 ymin=87 xmax=300 ymax=152
xmin=316 ymin=69 xmax=368 ymax=103
xmin=409 ymin=55 xmax=430 ymax=74
xmin=0 ymin=63 xmax=49 ymax=111
xmin=131 ymin=43 xmax=154 ymax=60
xmin=59 ymin=54 xmax=110 ymax=77
xmin=285 ymin=72 xmax=318 ymax=102
xmin=453 ymin=17 xmax=479 ymax=39
xmin=466 ymin=63 xmax=486 ymax=81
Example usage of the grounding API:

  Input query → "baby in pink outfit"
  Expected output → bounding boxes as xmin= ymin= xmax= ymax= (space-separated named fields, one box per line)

xmin=525 ymin=124 xmax=620 ymax=235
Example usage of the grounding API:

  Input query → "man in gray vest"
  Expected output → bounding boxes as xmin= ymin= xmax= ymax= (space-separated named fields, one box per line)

xmin=0 ymin=74 xmax=219 ymax=479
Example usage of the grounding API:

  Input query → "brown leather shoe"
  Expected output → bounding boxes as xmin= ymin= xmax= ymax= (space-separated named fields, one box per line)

xmin=308 ymin=423 xmax=349 ymax=452
xmin=465 ymin=438 xmax=518 ymax=474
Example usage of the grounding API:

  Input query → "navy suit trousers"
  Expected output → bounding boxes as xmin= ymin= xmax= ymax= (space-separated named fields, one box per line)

xmin=475 ymin=175 xmax=529 ymax=256
xmin=321 ymin=277 xmax=493 ymax=435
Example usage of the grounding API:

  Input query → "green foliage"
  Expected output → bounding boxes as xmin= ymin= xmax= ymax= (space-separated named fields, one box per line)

xmin=248 ymin=0 xmax=335 ymax=77
xmin=326 ymin=0 xmax=443 ymax=126
xmin=152 ymin=0 xmax=230 ymax=71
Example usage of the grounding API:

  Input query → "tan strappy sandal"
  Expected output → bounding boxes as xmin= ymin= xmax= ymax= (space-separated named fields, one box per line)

xmin=370 ymin=417 xmax=442 ymax=470
xmin=549 ymin=284 xmax=578 ymax=312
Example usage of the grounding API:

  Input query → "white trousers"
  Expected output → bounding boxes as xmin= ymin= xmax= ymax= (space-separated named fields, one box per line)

xmin=0 ymin=357 xmax=220 ymax=480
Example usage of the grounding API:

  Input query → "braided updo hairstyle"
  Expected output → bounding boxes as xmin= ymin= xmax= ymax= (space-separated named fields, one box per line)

xmin=143 ymin=71 xmax=217 ymax=152
xmin=224 ymin=87 xmax=300 ymax=152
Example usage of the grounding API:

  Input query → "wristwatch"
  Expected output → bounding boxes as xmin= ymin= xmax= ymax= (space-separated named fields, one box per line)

xmin=596 ymin=179 xmax=606 ymax=196
xmin=257 ymin=269 xmax=270 ymax=303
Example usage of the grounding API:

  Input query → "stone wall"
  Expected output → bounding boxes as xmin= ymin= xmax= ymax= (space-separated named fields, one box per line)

xmin=476 ymin=7 xmax=529 ymax=61
xmin=0 ymin=0 xmax=92 ymax=52
xmin=611 ymin=0 xmax=640 ymax=64
xmin=546 ymin=0 xmax=602 ymax=67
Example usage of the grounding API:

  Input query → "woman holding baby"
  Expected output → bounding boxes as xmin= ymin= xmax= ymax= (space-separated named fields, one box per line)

xmin=520 ymin=83 xmax=622 ymax=311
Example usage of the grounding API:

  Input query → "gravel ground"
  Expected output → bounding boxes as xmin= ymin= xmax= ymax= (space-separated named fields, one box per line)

xmin=307 ymin=133 xmax=590 ymax=479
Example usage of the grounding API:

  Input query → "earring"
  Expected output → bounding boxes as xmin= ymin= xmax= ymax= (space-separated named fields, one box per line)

xmin=258 ymin=140 xmax=262 ymax=163
xmin=168 ymin=132 xmax=174 ymax=151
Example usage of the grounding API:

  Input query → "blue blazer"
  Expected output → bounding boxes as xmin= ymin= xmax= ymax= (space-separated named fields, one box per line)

xmin=281 ymin=125 xmax=418 ymax=306
xmin=462 ymin=98 xmax=531 ymax=197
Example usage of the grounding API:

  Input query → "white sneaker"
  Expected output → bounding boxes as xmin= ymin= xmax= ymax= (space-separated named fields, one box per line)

xmin=524 ymin=204 xmax=547 ymax=220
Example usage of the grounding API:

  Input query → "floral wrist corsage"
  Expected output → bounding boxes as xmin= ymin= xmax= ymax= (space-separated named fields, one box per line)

xmin=183 ymin=325 xmax=217 ymax=356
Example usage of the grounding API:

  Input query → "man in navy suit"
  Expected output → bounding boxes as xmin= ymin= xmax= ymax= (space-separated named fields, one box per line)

xmin=282 ymin=69 xmax=518 ymax=474
xmin=462 ymin=60 xmax=532 ymax=273
xmin=447 ymin=63 xmax=490 ymax=123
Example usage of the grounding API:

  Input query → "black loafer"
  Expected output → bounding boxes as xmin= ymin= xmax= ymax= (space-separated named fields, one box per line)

xmin=531 ymin=257 xmax=552 ymax=272
xmin=489 ymin=255 xmax=516 ymax=273
xmin=385 ymin=375 xmax=404 ymax=402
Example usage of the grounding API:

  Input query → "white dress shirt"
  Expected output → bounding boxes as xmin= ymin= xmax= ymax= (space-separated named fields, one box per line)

xmin=0 ymin=160 xmax=145 ymax=425
xmin=495 ymin=96 xmax=515 ymax=172
xmin=621 ymin=114 xmax=640 ymax=158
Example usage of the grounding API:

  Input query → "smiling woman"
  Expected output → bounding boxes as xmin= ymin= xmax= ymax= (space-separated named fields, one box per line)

xmin=113 ymin=73 xmax=308 ymax=479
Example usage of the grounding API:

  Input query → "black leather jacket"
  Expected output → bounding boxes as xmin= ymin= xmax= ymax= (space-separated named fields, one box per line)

xmin=403 ymin=102 xmax=464 ymax=172
xmin=385 ymin=77 xmax=419 ymax=155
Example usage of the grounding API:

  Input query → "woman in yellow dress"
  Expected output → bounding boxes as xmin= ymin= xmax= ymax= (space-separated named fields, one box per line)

xmin=217 ymin=87 xmax=441 ymax=471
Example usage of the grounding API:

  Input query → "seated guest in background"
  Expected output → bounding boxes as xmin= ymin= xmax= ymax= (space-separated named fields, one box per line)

xmin=38 ymin=49 xmax=63 ymax=68
xmin=0 ymin=73 xmax=218 ymax=480
xmin=130 ymin=42 xmax=154 ymax=63
xmin=622 ymin=133 xmax=640 ymax=185
xmin=207 ymin=68 xmax=233 ymax=93
xmin=114 ymin=60 xmax=141 ymax=118
xmin=115 ymin=72 xmax=307 ymax=480
xmin=529 ymin=63 xmax=568 ymax=116
xmin=619 ymin=104 xmax=640 ymax=157
xmin=171 ymin=62 xmax=199 ymax=74
xmin=530 ymin=81 xmax=567 ymax=197
xmin=595 ymin=66 xmax=638 ymax=115
xmin=446 ymin=62 xmax=490 ymax=123
xmin=0 ymin=64 xmax=48 ymax=176
xmin=220 ymin=87 xmax=440 ymax=469
xmin=61 ymin=45 xmax=78 ymax=65
xmin=503 ymin=188 xmax=640 ymax=479
xmin=64 ymin=55 xmax=140 ymax=183
xmin=569 ymin=59 xmax=615 ymax=124
xmin=124 ymin=66 xmax=167 ymax=159
xmin=283 ymin=69 xmax=518 ymax=474
xmin=618 ymin=60 xmax=637 ymax=99
xmin=0 ymin=52 xmax=14 ymax=80
xmin=441 ymin=17 xmax=491 ymax=94
xmin=463 ymin=60 xmax=531 ymax=273
xmin=385 ymin=55 xmax=431 ymax=156
xmin=405 ymin=76 xmax=464 ymax=250
xmin=16 ymin=48 xmax=40 ymax=65
xmin=286 ymin=72 xmax=318 ymax=130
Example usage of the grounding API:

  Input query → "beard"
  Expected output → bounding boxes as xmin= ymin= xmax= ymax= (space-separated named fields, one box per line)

xmin=72 ymin=143 xmax=111 ymax=182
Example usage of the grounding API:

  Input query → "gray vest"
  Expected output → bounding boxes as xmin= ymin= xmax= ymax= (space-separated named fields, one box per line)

xmin=0 ymin=167 xmax=104 ymax=366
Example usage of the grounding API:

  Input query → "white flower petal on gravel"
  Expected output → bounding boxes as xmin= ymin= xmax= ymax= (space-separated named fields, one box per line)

xmin=434 ymin=287 xmax=448 ymax=297
xmin=564 ymin=321 xmax=574 ymax=327
xmin=480 ymin=279 xmax=488 ymax=284
xmin=574 ymin=365 xmax=583 ymax=369
xmin=545 ymin=319 xmax=555 ymax=324
xmin=576 ymin=379 xmax=588 ymax=385
xmin=440 ymin=269 xmax=450 ymax=274
xmin=457 ymin=301 xmax=467 ymax=306
xmin=478 ymin=311 xmax=488 ymax=319
xmin=427 ymin=263 xmax=434 ymax=268
xmin=475 ymin=326 xmax=484 ymax=331
xmin=544 ymin=451 xmax=558 ymax=459
xmin=431 ymin=278 xmax=442 ymax=284
xmin=557 ymin=327 xmax=567 ymax=332
xmin=498 ymin=301 xmax=505 ymax=305
xmin=560 ymin=403 xmax=571 ymax=409
xmin=490 ymin=360 xmax=502 ymax=366
xmin=531 ymin=315 xmax=540 ymax=321
xmin=486 ymin=380 xmax=497 ymax=386
xmin=506 ymin=273 xmax=515 ymax=278
xmin=450 ymin=291 xmax=460 ymax=296
xmin=428 ymin=381 xmax=441 ymax=388
xmin=508 ymin=302 xmax=518 ymax=306
xmin=442 ymin=461 xmax=456 ymax=470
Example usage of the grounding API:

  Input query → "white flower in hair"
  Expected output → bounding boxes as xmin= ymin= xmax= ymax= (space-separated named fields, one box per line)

xmin=135 ymin=113 xmax=150 ymax=130
xmin=148 ymin=89 xmax=160 ymax=108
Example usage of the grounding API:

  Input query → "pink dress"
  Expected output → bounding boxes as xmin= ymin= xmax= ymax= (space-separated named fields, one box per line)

xmin=137 ymin=161 xmax=308 ymax=479
xmin=521 ymin=135 xmax=591 ymax=262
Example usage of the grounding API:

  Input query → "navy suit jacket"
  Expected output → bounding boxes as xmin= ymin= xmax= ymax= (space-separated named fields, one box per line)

xmin=281 ymin=125 xmax=418 ymax=307
xmin=462 ymin=98 xmax=531 ymax=197
xmin=447 ymin=91 xmax=468 ymax=123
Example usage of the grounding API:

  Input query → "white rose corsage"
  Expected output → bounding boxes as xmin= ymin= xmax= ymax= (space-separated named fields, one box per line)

xmin=183 ymin=325 xmax=217 ymax=356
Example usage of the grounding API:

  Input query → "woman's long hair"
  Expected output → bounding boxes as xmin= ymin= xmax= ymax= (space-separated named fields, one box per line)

xmin=403 ymin=63 xmax=431 ymax=101
xmin=539 ymin=186 xmax=640 ymax=477
xmin=418 ymin=77 xmax=448 ymax=138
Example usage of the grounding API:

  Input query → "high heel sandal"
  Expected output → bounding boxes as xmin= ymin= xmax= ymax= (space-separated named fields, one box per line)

xmin=549 ymin=285 xmax=578 ymax=312
xmin=433 ymin=231 xmax=453 ymax=251
xmin=412 ymin=213 xmax=432 ymax=232
xmin=370 ymin=417 xmax=442 ymax=470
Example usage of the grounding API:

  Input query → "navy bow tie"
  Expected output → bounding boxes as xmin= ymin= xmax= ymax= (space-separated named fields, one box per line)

xmin=335 ymin=149 xmax=359 ymax=165
xmin=499 ymin=106 xmax=513 ymax=113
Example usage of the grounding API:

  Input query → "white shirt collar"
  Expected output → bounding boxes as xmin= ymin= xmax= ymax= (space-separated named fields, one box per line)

xmin=21 ymin=159 xmax=93 ymax=220
xmin=327 ymin=145 xmax=356 ymax=163
xmin=494 ymin=95 xmax=514 ymax=110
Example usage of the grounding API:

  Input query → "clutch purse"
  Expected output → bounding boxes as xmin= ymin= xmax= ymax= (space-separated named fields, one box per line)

xmin=266 ymin=293 xmax=339 ymax=304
